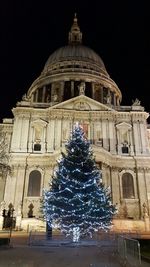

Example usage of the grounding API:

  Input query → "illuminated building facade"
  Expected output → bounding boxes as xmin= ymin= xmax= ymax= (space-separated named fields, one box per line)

xmin=0 ymin=15 xmax=150 ymax=231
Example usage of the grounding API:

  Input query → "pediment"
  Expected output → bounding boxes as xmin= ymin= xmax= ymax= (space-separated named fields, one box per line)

xmin=49 ymin=95 xmax=113 ymax=111
xmin=116 ymin=122 xmax=132 ymax=129
xmin=31 ymin=119 xmax=48 ymax=127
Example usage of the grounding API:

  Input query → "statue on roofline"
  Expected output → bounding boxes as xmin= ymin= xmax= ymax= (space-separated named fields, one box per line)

xmin=132 ymin=98 xmax=141 ymax=106
xmin=78 ymin=82 xmax=85 ymax=95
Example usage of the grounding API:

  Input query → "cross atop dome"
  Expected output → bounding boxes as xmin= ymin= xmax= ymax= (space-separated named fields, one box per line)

xmin=68 ymin=13 xmax=82 ymax=44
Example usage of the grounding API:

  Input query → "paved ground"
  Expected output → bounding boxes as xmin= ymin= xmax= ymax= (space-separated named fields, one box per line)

xmin=0 ymin=231 xmax=149 ymax=267
xmin=0 ymin=245 xmax=121 ymax=267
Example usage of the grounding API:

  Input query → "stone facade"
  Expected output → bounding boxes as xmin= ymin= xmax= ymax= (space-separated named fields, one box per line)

xmin=0 ymin=15 xmax=150 ymax=231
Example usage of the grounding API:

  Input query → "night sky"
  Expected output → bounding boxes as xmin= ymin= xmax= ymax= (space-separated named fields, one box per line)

xmin=0 ymin=1 xmax=149 ymax=122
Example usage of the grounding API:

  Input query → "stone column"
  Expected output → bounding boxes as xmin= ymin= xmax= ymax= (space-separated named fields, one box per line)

xmin=145 ymin=170 xmax=150 ymax=214
xmin=116 ymin=96 xmax=120 ymax=106
xmin=129 ymin=129 xmax=134 ymax=155
xmin=42 ymin=86 xmax=46 ymax=103
xmin=60 ymin=81 xmax=64 ymax=102
xmin=55 ymin=119 xmax=62 ymax=150
xmin=34 ymin=90 xmax=38 ymax=102
xmin=100 ymin=86 xmax=103 ymax=103
xmin=90 ymin=123 xmax=94 ymax=144
xmin=47 ymin=119 xmax=55 ymax=151
xmin=51 ymin=83 xmax=55 ymax=102
xmin=20 ymin=116 xmax=30 ymax=152
xmin=71 ymin=81 xmax=74 ymax=97
xmin=132 ymin=121 xmax=141 ymax=155
xmin=13 ymin=167 xmax=26 ymax=210
xmin=111 ymin=168 xmax=120 ymax=205
xmin=102 ymin=165 xmax=111 ymax=188
xmin=92 ymin=83 xmax=95 ymax=99
xmin=41 ymin=125 xmax=47 ymax=153
xmin=137 ymin=169 xmax=147 ymax=219
xmin=109 ymin=120 xmax=116 ymax=154
xmin=102 ymin=120 xmax=108 ymax=150
xmin=114 ymin=94 xmax=116 ymax=106
xmin=139 ymin=121 xmax=147 ymax=154
xmin=116 ymin=128 xmax=121 ymax=154
xmin=101 ymin=165 xmax=107 ymax=186
xmin=11 ymin=117 xmax=22 ymax=151
xmin=4 ymin=174 xmax=16 ymax=206
xmin=28 ymin=124 xmax=34 ymax=152
xmin=15 ymin=201 xmax=22 ymax=230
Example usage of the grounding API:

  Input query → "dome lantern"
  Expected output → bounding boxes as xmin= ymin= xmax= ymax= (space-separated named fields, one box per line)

xmin=68 ymin=13 xmax=82 ymax=45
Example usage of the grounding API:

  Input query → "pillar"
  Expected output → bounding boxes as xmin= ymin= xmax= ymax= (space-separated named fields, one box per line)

xmin=47 ymin=119 xmax=55 ymax=152
xmin=109 ymin=120 xmax=116 ymax=154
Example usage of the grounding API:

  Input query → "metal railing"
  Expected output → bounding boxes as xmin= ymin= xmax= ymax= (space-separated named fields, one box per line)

xmin=28 ymin=229 xmax=117 ymax=247
xmin=117 ymin=235 xmax=141 ymax=267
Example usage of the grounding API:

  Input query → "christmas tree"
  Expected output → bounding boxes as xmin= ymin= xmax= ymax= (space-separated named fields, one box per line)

xmin=43 ymin=124 xmax=116 ymax=242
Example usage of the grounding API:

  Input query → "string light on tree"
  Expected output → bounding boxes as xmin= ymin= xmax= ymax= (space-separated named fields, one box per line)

xmin=43 ymin=124 xmax=117 ymax=242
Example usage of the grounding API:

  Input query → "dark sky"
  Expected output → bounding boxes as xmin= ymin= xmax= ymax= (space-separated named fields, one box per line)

xmin=0 ymin=1 xmax=149 ymax=122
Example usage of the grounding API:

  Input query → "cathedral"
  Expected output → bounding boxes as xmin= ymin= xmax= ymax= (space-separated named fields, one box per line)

xmin=0 ymin=15 xmax=150 ymax=232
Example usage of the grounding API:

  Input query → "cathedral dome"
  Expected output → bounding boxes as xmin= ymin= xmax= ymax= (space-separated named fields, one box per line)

xmin=42 ymin=13 xmax=108 ymax=77
xmin=44 ymin=44 xmax=107 ymax=74
xmin=26 ymin=14 xmax=122 ymax=107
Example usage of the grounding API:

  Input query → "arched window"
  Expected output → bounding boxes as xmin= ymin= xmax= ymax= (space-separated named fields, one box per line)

xmin=27 ymin=170 xmax=41 ymax=197
xmin=122 ymin=173 xmax=135 ymax=199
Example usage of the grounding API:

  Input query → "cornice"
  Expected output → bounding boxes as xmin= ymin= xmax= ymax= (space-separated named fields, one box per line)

xmin=11 ymin=103 xmax=148 ymax=124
